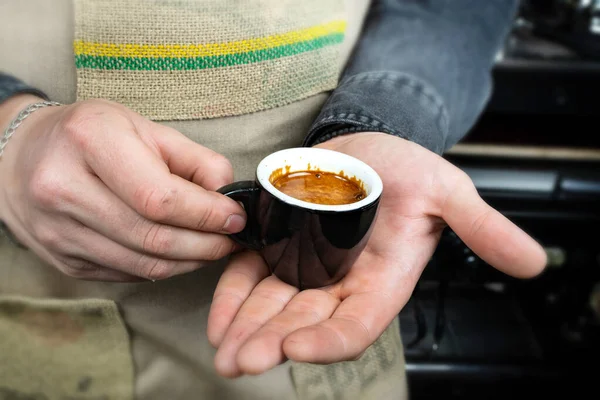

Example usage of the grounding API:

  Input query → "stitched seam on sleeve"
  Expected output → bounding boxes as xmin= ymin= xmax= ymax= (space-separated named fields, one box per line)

xmin=306 ymin=71 xmax=449 ymax=147
xmin=339 ymin=71 xmax=449 ymax=133
xmin=311 ymin=124 xmax=407 ymax=146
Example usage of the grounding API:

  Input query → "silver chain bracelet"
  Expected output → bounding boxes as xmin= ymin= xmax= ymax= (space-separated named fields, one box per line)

xmin=0 ymin=101 xmax=62 ymax=158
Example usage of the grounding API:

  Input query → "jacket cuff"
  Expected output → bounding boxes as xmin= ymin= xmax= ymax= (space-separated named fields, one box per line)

xmin=304 ymin=71 xmax=449 ymax=154
xmin=0 ymin=73 xmax=49 ymax=106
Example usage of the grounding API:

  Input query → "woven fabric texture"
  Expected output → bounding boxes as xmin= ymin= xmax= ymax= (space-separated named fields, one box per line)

xmin=74 ymin=0 xmax=346 ymax=121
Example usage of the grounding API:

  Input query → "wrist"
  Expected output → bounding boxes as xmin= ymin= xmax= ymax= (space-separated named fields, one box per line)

xmin=0 ymin=94 xmax=46 ymax=131
xmin=0 ymin=93 xmax=45 ymax=122
xmin=0 ymin=95 xmax=57 ymax=219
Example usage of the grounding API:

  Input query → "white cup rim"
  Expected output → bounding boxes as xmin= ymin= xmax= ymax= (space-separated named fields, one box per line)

xmin=256 ymin=147 xmax=383 ymax=212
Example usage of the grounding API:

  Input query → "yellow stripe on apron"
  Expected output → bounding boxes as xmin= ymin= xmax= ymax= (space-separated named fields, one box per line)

xmin=74 ymin=0 xmax=346 ymax=121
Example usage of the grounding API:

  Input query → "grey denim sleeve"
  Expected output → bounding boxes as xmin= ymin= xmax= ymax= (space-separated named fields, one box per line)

xmin=304 ymin=0 xmax=519 ymax=154
xmin=0 ymin=72 xmax=48 ymax=106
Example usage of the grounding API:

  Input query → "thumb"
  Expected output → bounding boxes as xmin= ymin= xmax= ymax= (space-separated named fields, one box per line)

xmin=441 ymin=178 xmax=547 ymax=278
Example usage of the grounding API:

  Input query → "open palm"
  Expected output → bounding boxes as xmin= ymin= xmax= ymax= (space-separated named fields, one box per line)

xmin=207 ymin=132 xmax=547 ymax=377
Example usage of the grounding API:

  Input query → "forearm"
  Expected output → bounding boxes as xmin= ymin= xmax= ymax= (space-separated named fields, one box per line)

xmin=306 ymin=0 xmax=519 ymax=153
xmin=0 ymin=94 xmax=46 ymax=130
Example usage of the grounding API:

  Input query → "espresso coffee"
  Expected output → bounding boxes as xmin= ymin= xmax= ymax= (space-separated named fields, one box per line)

xmin=272 ymin=170 xmax=366 ymax=205
xmin=219 ymin=147 xmax=383 ymax=289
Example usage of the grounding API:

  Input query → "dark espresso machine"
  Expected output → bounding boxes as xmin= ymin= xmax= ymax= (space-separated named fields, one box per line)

xmin=399 ymin=1 xmax=600 ymax=398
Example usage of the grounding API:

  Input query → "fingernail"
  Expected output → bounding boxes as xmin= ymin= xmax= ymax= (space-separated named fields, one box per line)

xmin=223 ymin=214 xmax=246 ymax=233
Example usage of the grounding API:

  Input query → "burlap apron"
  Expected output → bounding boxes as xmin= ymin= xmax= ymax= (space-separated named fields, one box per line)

xmin=0 ymin=1 xmax=408 ymax=399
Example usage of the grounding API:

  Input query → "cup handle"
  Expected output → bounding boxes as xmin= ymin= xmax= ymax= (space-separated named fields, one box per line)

xmin=217 ymin=181 xmax=263 ymax=250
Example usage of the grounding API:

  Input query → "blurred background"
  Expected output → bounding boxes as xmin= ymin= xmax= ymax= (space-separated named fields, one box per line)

xmin=400 ymin=0 xmax=600 ymax=398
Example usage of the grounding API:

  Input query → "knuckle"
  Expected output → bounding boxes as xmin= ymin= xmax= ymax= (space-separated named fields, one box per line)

xmin=138 ymin=256 xmax=174 ymax=281
xmin=211 ymin=154 xmax=234 ymax=179
xmin=59 ymin=259 xmax=99 ymax=280
xmin=204 ymin=239 xmax=231 ymax=261
xmin=33 ymin=224 xmax=61 ymax=250
xmin=351 ymin=351 xmax=366 ymax=361
xmin=61 ymin=100 xmax=135 ymax=151
xmin=455 ymin=169 xmax=476 ymax=192
xmin=134 ymin=186 xmax=178 ymax=222
xmin=254 ymin=290 xmax=288 ymax=307
xmin=289 ymin=303 xmax=322 ymax=323
xmin=29 ymin=168 xmax=72 ymax=209
xmin=61 ymin=103 xmax=98 ymax=149
xmin=141 ymin=224 xmax=174 ymax=256
xmin=440 ymin=169 xmax=478 ymax=215
xmin=195 ymin=204 xmax=216 ymax=231
xmin=212 ymin=290 xmax=245 ymax=305
xmin=469 ymin=209 xmax=493 ymax=238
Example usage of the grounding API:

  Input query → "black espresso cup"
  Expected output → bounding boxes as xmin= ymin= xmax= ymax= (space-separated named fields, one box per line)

xmin=217 ymin=147 xmax=383 ymax=290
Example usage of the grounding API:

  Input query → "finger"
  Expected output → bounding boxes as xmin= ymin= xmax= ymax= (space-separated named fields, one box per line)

xmin=442 ymin=178 xmax=547 ymax=278
xmin=58 ymin=257 xmax=145 ymax=282
xmin=82 ymin=123 xmax=245 ymax=233
xmin=283 ymin=292 xmax=396 ymax=364
xmin=68 ymin=175 xmax=238 ymax=260
xmin=2 ymin=215 xmax=141 ymax=282
xmin=236 ymin=289 xmax=339 ymax=375
xmin=207 ymin=251 xmax=270 ymax=348
xmin=146 ymin=122 xmax=234 ymax=190
xmin=214 ymin=276 xmax=298 ymax=378
xmin=67 ymin=224 xmax=206 ymax=281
